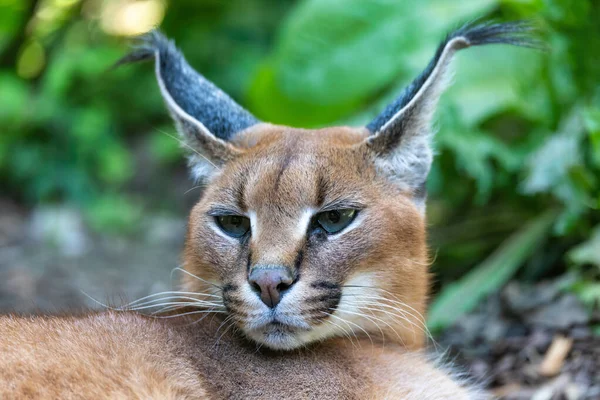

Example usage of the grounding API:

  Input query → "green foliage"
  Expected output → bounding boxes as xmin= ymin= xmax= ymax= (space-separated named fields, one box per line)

xmin=0 ymin=0 xmax=598 ymax=320
xmin=248 ymin=0 xmax=497 ymax=125
xmin=0 ymin=0 xmax=291 ymax=227
xmin=428 ymin=210 xmax=557 ymax=332
xmin=85 ymin=193 xmax=143 ymax=234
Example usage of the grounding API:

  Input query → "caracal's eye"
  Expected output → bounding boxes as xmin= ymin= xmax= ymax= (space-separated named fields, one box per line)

xmin=316 ymin=209 xmax=357 ymax=234
xmin=215 ymin=215 xmax=250 ymax=238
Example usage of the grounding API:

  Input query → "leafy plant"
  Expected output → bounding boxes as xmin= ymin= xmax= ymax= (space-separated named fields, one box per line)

xmin=428 ymin=210 xmax=557 ymax=332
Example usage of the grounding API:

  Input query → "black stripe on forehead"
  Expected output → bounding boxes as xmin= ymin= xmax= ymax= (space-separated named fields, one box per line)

xmin=236 ymin=174 xmax=247 ymax=211
xmin=315 ymin=174 xmax=329 ymax=207
xmin=273 ymin=149 xmax=295 ymax=193
xmin=219 ymin=163 xmax=249 ymax=211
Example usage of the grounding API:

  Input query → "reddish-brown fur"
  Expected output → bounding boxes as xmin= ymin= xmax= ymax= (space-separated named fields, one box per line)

xmin=0 ymin=125 xmax=474 ymax=398
xmin=183 ymin=124 xmax=430 ymax=350
xmin=0 ymin=18 xmax=533 ymax=396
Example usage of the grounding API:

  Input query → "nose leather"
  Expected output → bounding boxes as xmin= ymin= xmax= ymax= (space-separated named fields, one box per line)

xmin=248 ymin=267 xmax=294 ymax=308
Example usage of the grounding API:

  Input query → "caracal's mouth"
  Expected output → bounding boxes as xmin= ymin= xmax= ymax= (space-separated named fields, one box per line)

xmin=243 ymin=315 xmax=315 ymax=350
xmin=248 ymin=324 xmax=303 ymax=350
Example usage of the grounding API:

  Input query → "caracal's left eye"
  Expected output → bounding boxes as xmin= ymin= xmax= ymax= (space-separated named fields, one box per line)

xmin=215 ymin=215 xmax=251 ymax=238
xmin=316 ymin=209 xmax=357 ymax=234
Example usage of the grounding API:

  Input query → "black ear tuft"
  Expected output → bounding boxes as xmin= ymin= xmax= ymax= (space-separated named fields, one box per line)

xmin=449 ymin=20 xmax=544 ymax=48
xmin=367 ymin=21 xmax=543 ymax=135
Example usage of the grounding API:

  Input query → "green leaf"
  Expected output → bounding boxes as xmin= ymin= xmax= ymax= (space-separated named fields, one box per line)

xmin=96 ymin=143 xmax=134 ymax=186
xmin=568 ymin=225 xmax=600 ymax=269
xmin=0 ymin=72 xmax=28 ymax=124
xmin=428 ymin=210 xmax=557 ymax=332
xmin=443 ymin=45 xmax=546 ymax=127
xmin=583 ymin=106 xmax=600 ymax=168
xmin=437 ymin=124 xmax=520 ymax=202
xmin=249 ymin=0 xmax=497 ymax=125
xmin=521 ymin=109 xmax=590 ymax=212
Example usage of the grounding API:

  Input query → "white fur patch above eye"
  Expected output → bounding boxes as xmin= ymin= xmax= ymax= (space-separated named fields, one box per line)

xmin=248 ymin=210 xmax=259 ymax=238
xmin=295 ymin=208 xmax=315 ymax=238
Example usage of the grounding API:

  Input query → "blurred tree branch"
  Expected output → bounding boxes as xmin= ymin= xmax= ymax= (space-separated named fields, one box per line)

xmin=0 ymin=0 xmax=40 ymax=68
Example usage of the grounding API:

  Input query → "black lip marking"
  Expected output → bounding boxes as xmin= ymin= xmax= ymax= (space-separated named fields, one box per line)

xmin=307 ymin=292 xmax=342 ymax=303
xmin=246 ymin=249 xmax=253 ymax=274
xmin=222 ymin=283 xmax=238 ymax=293
xmin=293 ymin=249 xmax=304 ymax=280
xmin=310 ymin=281 xmax=340 ymax=290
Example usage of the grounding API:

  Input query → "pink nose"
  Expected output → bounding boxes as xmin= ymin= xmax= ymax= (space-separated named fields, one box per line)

xmin=248 ymin=267 xmax=294 ymax=308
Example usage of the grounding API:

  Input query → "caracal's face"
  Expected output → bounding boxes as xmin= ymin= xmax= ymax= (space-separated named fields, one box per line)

xmin=182 ymin=125 xmax=428 ymax=350
xmin=129 ymin=21 xmax=530 ymax=352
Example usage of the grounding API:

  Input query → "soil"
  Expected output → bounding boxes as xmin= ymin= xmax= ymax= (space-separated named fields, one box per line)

xmin=438 ymin=280 xmax=600 ymax=399
xmin=0 ymin=198 xmax=182 ymax=314
xmin=1 ymin=197 xmax=598 ymax=399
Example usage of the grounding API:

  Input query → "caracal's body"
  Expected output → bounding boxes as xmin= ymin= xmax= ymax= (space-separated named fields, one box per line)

xmin=1 ymin=312 xmax=470 ymax=399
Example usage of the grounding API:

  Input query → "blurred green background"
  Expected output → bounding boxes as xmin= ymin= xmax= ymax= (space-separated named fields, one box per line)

xmin=0 ymin=0 xmax=598 ymax=330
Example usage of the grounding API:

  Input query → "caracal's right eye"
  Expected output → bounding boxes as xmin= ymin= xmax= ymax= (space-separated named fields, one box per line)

xmin=215 ymin=215 xmax=250 ymax=238
xmin=316 ymin=209 xmax=357 ymax=234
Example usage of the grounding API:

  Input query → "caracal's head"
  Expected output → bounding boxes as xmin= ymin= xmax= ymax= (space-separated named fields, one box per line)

xmin=123 ymin=23 xmax=535 ymax=350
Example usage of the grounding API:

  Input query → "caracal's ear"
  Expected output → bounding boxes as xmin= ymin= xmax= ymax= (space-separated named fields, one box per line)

xmin=117 ymin=31 xmax=259 ymax=181
xmin=363 ymin=22 xmax=541 ymax=212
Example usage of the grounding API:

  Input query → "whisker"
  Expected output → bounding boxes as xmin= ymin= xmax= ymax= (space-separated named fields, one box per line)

xmin=345 ymin=301 xmax=417 ymax=344
xmin=150 ymin=309 xmax=227 ymax=319
xmin=355 ymin=292 xmax=432 ymax=333
xmin=334 ymin=306 xmax=397 ymax=346
xmin=323 ymin=310 xmax=374 ymax=347
xmin=212 ymin=316 xmax=237 ymax=349
xmin=321 ymin=312 xmax=359 ymax=349
xmin=123 ymin=296 xmax=223 ymax=309
xmin=79 ymin=290 xmax=112 ymax=310
xmin=342 ymin=291 xmax=428 ymax=325
xmin=180 ymin=310 xmax=221 ymax=328
xmin=345 ymin=297 xmax=423 ymax=325
xmin=341 ymin=292 xmax=439 ymax=350
xmin=171 ymin=267 xmax=222 ymax=289
xmin=123 ymin=298 xmax=223 ymax=312
xmin=150 ymin=304 xmax=191 ymax=315
xmin=184 ymin=184 xmax=206 ymax=195
xmin=125 ymin=301 xmax=224 ymax=312
xmin=124 ymin=290 xmax=221 ymax=307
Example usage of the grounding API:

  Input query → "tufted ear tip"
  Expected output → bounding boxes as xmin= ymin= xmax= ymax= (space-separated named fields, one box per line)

xmin=112 ymin=30 xmax=163 ymax=69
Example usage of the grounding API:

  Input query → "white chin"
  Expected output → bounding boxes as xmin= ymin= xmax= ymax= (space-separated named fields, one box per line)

xmin=245 ymin=322 xmax=337 ymax=351
xmin=245 ymin=326 xmax=307 ymax=351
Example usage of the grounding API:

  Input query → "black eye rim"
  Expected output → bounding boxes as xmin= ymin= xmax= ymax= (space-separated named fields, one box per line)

xmin=214 ymin=214 xmax=251 ymax=238
xmin=314 ymin=208 xmax=359 ymax=235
